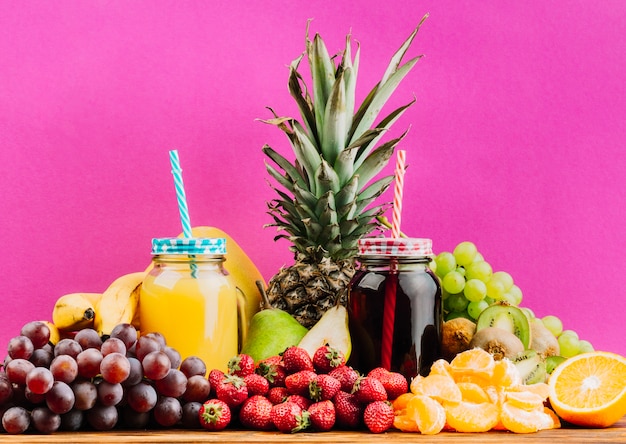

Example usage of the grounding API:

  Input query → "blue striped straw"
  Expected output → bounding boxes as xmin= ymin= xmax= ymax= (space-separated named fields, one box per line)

xmin=169 ymin=150 xmax=193 ymax=239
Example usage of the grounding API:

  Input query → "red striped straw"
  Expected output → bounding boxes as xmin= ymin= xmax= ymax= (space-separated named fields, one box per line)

xmin=391 ymin=149 xmax=406 ymax=238
xmin=380 ymin=149 xmax=407 ymax=370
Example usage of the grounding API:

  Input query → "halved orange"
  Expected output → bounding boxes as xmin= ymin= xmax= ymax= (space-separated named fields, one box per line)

xmin=548 ymin=351 xmax=626 ymax=428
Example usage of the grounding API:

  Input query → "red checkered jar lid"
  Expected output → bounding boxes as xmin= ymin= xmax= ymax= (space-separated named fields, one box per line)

xmin=358 ymin=237 xmax=433 ymax=257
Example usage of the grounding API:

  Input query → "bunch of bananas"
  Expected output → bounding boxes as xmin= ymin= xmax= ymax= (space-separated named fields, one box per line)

xmin=49 ymin=272 xmax=145 ymax=342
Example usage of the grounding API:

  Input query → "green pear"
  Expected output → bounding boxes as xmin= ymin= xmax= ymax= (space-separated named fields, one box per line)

xmin=240 ymin=282 xmax=308 ymax=362
xmin=298 ymin=305 xmax=352 ymax=360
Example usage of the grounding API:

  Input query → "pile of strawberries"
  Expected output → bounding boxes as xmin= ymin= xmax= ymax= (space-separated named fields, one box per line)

xmin=199 ymin=345 xmax=408 ymax=434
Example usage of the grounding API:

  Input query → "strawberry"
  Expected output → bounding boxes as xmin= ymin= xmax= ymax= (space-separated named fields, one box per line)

xmin=368 ymin=368 xmax=408 ymax=400
xmin=227 ymin=353 xmax=255 ymax=377
xmin=282 ymin=346 xmax=314 ymax=373
xmin=284 ymin=370 xmax=317 ymax=396
xmin=238 ymin=395 xmax=275 ymax=430
xmin=285 ymin=394 xmax=312 ymax=410
xmin=312 ymin=345 xmax=346 ymax=373
xmin=208 ymin=368 xmax=225 ymax=395
xmin=243 ymin=373 xmax=270 ymax=396
xmin=215 ymin=374 xmax=249 ymax=408
xmin=307 ymin=400 xmax=336 ymax=432
xmin=328 ymin=365 xmax=360 ymax=392
xmin=270 ymin=400 xmax=310 ymax=433
xmin=308 ymin=373 xmax=341 ymax=401
xmin=199 ymin=398 xmax=231 ymax=431
xmin=333 ymin=391 xmax=363 ymax=429
xmin=352 ymin=376 xmax=387 ymax=404
xmin=267 ymin=386 xmax=289 ymax=405
xmin=363 ymin=400 xmax=394 ymax=433
xmin=256 ymin=356 xmax=287 ymax=388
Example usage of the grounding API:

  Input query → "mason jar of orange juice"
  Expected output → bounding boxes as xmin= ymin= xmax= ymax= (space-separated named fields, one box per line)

xmin=140 ymin=237 xmax=238 ymax=372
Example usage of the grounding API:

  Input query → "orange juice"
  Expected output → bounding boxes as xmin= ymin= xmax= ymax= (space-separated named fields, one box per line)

xmin=139 ymin=238 xmax=238 ymax=372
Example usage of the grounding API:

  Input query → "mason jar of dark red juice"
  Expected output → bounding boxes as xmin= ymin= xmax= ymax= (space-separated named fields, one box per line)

xmin=347 ymin=237 xmax=442 ymax=379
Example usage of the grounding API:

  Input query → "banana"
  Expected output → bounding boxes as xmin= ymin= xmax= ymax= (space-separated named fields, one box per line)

xmin=94 ymin=272 xmax=145 ymax=337
xmin=52 ymin=293 xmax=101 ymax=331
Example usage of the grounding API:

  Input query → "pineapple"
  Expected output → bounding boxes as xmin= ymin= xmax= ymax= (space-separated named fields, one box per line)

xmin=261 ymin=17 xmax=428 ymax=328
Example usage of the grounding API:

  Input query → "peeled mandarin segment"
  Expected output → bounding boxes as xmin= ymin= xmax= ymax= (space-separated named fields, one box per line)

xmin=393 ymin=414 xmax=420 ymax=432
xmin=407 ymin=394 xmax=446 ymax=435
xmin=504 ymin=390 xmax=545 ymax=410
xmin=510 ymin=382 xmax=550 ymax=400
xmin=429 ymin=359 xmax=453 ymax=378
xmin=456 ymin=382 xmax=490 ymax=404
xmin=409 ymin=374 xmax=424 ymax=393
xmin=450 ymin=348 xmax=496 ymax=380
xmin=544 ymin=406 xmax=561 ymax=429
xmin=500 ymin=401 xmax=554 ymax=434
xmin=411 ymin=374 xmax=462 ymax=404
xmin=548 ymin=351 xmax=626 ymax=428
xmin=392 ymin=392 xmax=415 ymax=411
xmin=491 ymin=358 xmax=522 ymax=388
xmin=444 ymin=400 xmax=500 ymax=433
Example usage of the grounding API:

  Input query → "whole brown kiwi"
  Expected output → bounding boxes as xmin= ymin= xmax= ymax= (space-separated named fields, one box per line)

xmin=469 ymin=326 xmax=525 ymax=361
xmin=441 ymin=317 xmax=476 ymax=361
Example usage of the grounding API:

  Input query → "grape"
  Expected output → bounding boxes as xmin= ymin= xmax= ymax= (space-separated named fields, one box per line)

xmin=455 ymin=266 xmax=466 ymax=277
xmin=54 ymin=339 xmax=82 ymax=359
xmin=76 ymin=348 xmax=103 ymax=379
xmin=180 ymin=356 xmax=207 ymax=378
xmin=541 ymin=315 xmax=564 ymax=337
xmin=445 ymin=293 xmax=469 ymax=313
xmin=463 ymin=279 xmax=487 ymax=302
xmin=491 ymin=270 xmax=514 ymax=291
xmin=485 ymin=278 xmax=506 ymax=301
xmin=558 ymin=333 xmax=580 ymax=358
xmin=434 ymin=252 xmax=456 ymax=278
xmin=127 ymin=381 xmax=158 ymax=413
xmin=86 ymin=404 xmax=118 ymax=431
xmin=560 ymin=329 xmax=579 ymax=340
xmin=31 ymin=406 xmax=61 ymax=433
xmin=453 ymin=241 xmax=478 ymax=266
xmin=20 ymin=321 xmax=51 ymax=349
xmin=110 ymin=323 xmax=138 ymax=349
xmin=30 ymin=348 xmax=54 ymax=367
xmin=25 ymin=386 xmax=47 ymax=404
xmin=2 ymin=406 xmax=31 ymax=434
xmin=122 ymin=357 xmax=143 ymax=387
xmin=100 ymin=352 xmax=131 ymax=384
xmin=97 ymin=381 xmax=124 ymax=406
xmin=467 ymin=299 xmax=489 ymax=320
xmin=120 ymin=404 xmax=150 ymax=429
xmin=50 ymin=354 xmax=78 ymax=384
xmin=442 ymin=271 xmax=465 ymax=294
xmin=153 ymin=396 xmax=182 ymax=427
xmin=74 ymin=328 xmax=102 ymax=350
xmin=504 ymin=284 xmax=523 ymax=306
xmin=578 ymin=339 xmax=594 ymax=353
xmin=155 ymin=368 xmax=187 ymax=398
xmin=163 ymin=346 xmax=182 ymax=369
xmin=181 ymin=401 xmax=202 ymax=429
xmin=445 ymin=310 xmax=472 ymax=321
xmin=5 ymin=358 xmax=35 ymax=385
xmin=46 ymin=381 xmax=75 ymax=414
xmin=135 ymin=336 xmax=161 ymax=361
xmin=521 ymin=307 xmax=535 ymax=319
xmin=26 ymin=366 xmax=54 ymax=395
xmin=71 ymin=380 xmax=97 ymax=411
xmin=101 ymin=337 xmax=127 ymax=356
xmin=182 ymin=374 xmax=211 ymax=402
xmin=8 ymin=336 xmax=34 ymax=360
xmin=60 ymin=409 xmax=84 ymax=431
xmin=464 ymin=260 xmax=493 ymax=282
xmin=0 ymin=374 xmax=13 ymax=404
xmin=142 ymin=351 xmax=171 ymax=380
xmin=144 ymin=332 xmax=167 ymax=348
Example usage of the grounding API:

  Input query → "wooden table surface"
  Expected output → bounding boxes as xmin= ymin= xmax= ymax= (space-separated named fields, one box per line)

xmin=0 ymin=417 xmax=624 ymax=444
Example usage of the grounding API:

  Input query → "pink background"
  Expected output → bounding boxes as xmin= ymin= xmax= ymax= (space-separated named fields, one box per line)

xmin=1 ymin=2 xmax=625 ymax=357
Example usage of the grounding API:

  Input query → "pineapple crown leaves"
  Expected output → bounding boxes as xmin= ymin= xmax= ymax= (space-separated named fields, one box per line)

xmin=260 ymin=15 xmax=428 ymax=260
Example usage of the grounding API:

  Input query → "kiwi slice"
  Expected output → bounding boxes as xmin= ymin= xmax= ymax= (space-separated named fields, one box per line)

xmin=475 ymin=303 xmax=531 ymax=349
xmin=513 ymin=350 xmax=547 ymax=384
